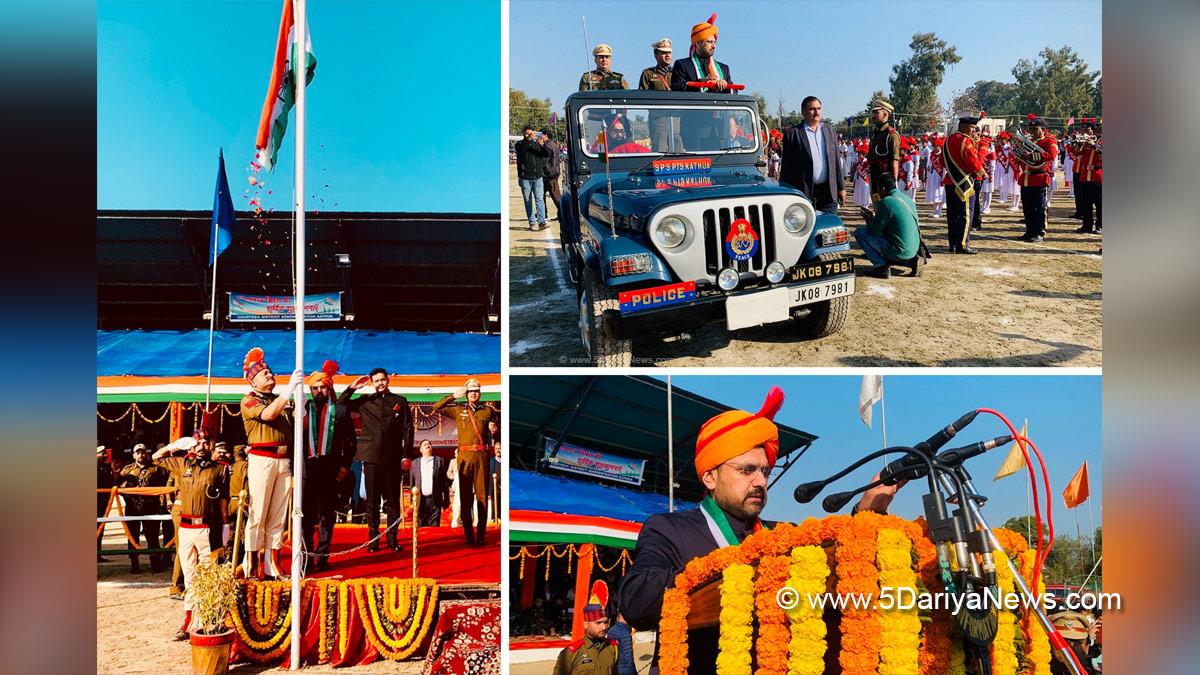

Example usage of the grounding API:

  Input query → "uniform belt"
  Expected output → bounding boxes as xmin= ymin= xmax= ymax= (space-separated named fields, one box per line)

xmin=178 ymin=514 xmax=211 ymax=528
xmin=248 ymin=443 xmax=288 ymax=458
xmin=459 ymin=444 xmax=488 ymax=452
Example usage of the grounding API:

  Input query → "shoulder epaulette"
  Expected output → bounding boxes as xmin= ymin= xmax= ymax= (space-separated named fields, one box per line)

xmin=567 ymin=638 xmax=585 ymax=653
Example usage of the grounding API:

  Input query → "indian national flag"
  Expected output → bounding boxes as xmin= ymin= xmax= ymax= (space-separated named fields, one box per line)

xmin=255 ymin=0 xmax=317 ymax=172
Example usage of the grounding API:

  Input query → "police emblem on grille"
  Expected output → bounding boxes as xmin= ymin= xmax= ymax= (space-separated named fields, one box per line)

xmin=725 ymin=218 xmax=759 ymax=262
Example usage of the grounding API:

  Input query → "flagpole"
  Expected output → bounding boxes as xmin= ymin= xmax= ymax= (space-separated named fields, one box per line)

xmin=1024 ymin=418 xmax=1031 ymax=544
xmin=205 ymin=165 xmax=220 ymax=411
xmin=1074 ymin=507 xmax=1083 ymax=579
xmin=667 ymin=375 xmax=674 ymax=513
xmin=1087 ymin=496 xmax=1096 ymax=568
xmin=290 ymin=0 xmax=307 ymax=669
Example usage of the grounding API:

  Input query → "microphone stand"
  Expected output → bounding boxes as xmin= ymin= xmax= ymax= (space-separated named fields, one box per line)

xmin=939 ymin=468 xmax=1088 ymax=675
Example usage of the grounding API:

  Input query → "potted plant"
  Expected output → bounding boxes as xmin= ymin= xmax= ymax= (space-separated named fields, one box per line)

xmin=188 ymin=559 xmax=238 ymax=675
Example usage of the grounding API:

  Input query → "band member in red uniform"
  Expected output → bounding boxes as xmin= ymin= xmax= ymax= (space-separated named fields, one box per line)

xmin=1072 ymin=119 xmax=1102 ymax=234
xmin=942 ymin=116 xmax=986 ymax=253
xmin=1015 ymin=113 xmax=1058 ymax=242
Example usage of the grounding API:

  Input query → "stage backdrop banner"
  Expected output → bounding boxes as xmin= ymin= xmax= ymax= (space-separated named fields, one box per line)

xmin=543 ymin=439 xmax=646 ymax=486
xmin=228 ymin=291 xmax=343 ymax=322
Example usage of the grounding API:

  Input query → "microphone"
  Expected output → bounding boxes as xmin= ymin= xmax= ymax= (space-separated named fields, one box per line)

xmin=938 ymin=435 xmax=1013 ymax=467
xmin=794 ymin=480 xmax=826 ymax=504
xmin=822 ymin=491 xmax=857 ymax=513
xmin=880 ymin=435 xmax=1012 ymax=485
xmin=913 ymin=411 xmax=978 ymax=456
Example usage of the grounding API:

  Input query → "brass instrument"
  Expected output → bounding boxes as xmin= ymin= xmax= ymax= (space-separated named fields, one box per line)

xmin=1010 ymin=128 xmax=1046 ymax=167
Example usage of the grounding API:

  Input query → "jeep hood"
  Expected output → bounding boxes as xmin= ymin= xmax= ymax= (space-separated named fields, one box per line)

xmin=585 ymin=171 xmax=806 ymax=227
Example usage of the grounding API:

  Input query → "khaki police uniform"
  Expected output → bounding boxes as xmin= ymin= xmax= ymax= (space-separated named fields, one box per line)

xmin=155 ymin=455 xmax=228 ymax=617
xmin=579 ymin=69 xmax=629 ymax=91
xmin=240 ymin=389 xmax=293 ymax=576
xmin=433 ymin=392 xmax=496 ymax=545
xmin=552 ymin=637 xmax=619 ymax=675
xmin=117 ymin=461 xmax=170 ymax=572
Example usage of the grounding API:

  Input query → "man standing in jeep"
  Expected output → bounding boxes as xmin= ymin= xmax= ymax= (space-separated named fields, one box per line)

xmin=670 ymin=14 xmax=733 ymax=93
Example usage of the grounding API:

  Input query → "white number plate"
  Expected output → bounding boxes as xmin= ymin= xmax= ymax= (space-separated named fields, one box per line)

xmin=790 ymin=276 xmax=855 ymax=305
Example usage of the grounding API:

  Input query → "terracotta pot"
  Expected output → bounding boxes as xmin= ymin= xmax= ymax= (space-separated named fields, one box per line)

xmin=189 ymin=629 xmax=234 ymax=675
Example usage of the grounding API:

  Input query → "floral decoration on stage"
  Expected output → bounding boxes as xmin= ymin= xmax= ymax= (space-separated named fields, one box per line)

xmin=350 ymin=577 xmax=440 ymax=661
xmin=655 ymin=512 xmax=1050 ymax=675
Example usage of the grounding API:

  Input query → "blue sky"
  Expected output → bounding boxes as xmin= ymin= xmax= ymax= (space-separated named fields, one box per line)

xmin=98 ymin=1 xmax=500 ymax=212
xmin=654 ymin=375 xmax=1102 ymax=528
xmin=511 ymin=0 xmax=1102 ymax=121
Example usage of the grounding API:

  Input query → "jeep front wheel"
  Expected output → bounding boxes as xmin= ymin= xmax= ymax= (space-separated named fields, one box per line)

xmin=793 ymin=253 xmax=850 ymax=338
xmin=578 ymin=271 xmax=633 ymax=367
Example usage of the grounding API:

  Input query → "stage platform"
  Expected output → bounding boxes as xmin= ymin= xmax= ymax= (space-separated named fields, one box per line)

xmin=276 ymin=523 xmax=500 ymax=584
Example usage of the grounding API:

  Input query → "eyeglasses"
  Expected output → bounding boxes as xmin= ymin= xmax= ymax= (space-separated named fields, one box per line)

xmin=723 ymin=462 xmax=772 ymax=479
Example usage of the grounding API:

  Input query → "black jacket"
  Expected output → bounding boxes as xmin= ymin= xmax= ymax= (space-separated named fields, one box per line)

xmin=514 ymin=138 xmax=551 ymax=180
xmin=670 ymin=56 xmax=733 ymax=92
xmin=619 ymin=506 xmax=764 ymax=674
xmin=542 ymin=139 xmax=561 ymax=179
xmin=337 ymin=389 xmax=413 ymax=465
xmin=779 ymin=122 xmax=844 ymax=202
xmin=409 ymin=455 xmax=450 ymax=508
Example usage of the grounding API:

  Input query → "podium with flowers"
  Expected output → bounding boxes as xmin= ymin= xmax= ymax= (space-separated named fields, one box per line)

xmin=660 ymin=513 xmax=1051 ymax=675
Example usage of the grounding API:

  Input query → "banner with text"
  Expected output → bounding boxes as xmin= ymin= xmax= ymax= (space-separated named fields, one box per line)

xmin=228 ymin=292 xmax=343 ymax=322
xmin=543 ymin=438 xmax=646 ymax=486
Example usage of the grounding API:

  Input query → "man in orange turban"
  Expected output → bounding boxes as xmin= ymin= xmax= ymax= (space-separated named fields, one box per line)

xmin=670 ymin=12 xmax=733 ymax=92
xmin=301 ymin=360 xmax=356 ymax=572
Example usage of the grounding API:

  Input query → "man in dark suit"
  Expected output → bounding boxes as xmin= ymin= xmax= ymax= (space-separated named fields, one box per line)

xmin=302 ymin=361 xmax=357 ymax=571
xmin=670 ymin=15 xmax=732 ymax=93
xmin=409 ymin=440 xmax=448 ymax=528
xmin=338 ymin=367 xmax=413 ymax=552
xmin=779 ymin=95 xmax=845 ymax=213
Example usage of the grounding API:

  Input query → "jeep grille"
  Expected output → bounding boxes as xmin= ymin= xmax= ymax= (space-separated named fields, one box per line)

xmin=703 ymin=204 xmax=776 ymax=275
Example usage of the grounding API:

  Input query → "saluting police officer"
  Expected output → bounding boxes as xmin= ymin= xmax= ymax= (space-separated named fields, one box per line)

xmin=433 ymin=378 xmax=496 ymax=546
xmin=153 ymin=430 xmax=229 ymax=641
xmin=579 ymin=44 xmax=629 ymax=91
xmin=868 ymin=100 xmax=902 ymax=203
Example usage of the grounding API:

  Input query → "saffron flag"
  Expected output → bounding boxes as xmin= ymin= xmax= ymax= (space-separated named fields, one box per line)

xmin=210 ymin=149 xmax=236 ymax=265
xmin=255 ymin=0 xmax=317 ymax=172
xmin=1063 ymin=460 xmax=1090 ymax=509
xmin=858 ymin=375 xmax=882 ymax=429
xmin=595 ymin=127 xmax=608 ymax=164
xmin=1066 ymin=116 xmax=1075 ymax=127
xmin=993 ymin=420 xmax=1029 ymax=480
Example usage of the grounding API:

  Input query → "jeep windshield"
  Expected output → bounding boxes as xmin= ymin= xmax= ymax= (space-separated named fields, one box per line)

xmin=579 ymin=104 xmax=759 ymax=158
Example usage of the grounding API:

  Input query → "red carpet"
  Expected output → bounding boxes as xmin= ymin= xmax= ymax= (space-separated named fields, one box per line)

xmin=277 ymin=523 xmax=500 ymax=584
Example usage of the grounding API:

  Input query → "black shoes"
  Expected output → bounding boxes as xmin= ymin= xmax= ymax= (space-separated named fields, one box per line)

xmin=867 ymin=264 xmax=891 ymax=279
xmin=367 ymin=543 xmax=379 ymax=553
xmin=904 ymin=257 xmax=922 ymax=276
xmin=958 ymin=247 xmax=978 ymax=255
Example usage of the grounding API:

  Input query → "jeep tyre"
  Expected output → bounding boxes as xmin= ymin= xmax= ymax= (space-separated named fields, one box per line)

xmin=793 ymin=252 xmax=850 ymax=338
xmin=578 ymin=271 xmax=633 ymax=367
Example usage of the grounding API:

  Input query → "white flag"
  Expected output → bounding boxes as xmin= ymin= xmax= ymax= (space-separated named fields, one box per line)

xmin=859 ymin=375 xmax=882 ymax=428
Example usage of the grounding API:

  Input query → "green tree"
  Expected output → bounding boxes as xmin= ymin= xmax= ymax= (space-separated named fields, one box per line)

xmin=888 ymin=33 xmax=961 ymax=130
xmin=1001 ymin=515 xmax=1050 ymax=549
xmin=949 ymin=80 xmax=1021 ymax=118
xmin=509 ymin=88 xmax=553 ymax=136
xmin=1092 ymin=75 xmax=1103 ymax=116
xmin=1011 ymin=46 xmax=1099 ymax=118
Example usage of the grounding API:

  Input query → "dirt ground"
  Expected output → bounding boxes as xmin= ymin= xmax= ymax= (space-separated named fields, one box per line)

xmin=509 ymin=165 xmax=1101 ymax=367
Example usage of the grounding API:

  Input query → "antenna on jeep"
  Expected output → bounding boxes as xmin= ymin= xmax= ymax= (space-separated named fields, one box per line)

xmin=581 ymin=16 xmax=593 ymax=91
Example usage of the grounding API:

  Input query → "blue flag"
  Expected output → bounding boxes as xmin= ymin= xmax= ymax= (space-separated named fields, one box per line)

xmin=210 ymin=149 xmax=236 ymax=265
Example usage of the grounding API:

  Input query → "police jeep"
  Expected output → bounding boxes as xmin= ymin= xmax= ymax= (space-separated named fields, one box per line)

xmin=558 ymin=89 xmax=855 ymax=366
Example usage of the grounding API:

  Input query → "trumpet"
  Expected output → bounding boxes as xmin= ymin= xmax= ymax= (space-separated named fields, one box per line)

xmin=1010 ymin=128 xmax=1046 ymax=167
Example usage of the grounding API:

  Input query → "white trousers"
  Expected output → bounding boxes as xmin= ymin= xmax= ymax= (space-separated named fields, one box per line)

xmin=179 ymin=525 xmax=212 ymax=614
xmin=244 ymin=454 xmax=291 ymax=576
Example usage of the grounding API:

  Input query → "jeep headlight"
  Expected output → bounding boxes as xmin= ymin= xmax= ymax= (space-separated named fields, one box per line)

xmin=653 ymin=215 xmax=689 ymax=249
xmin=783 ymin=202 xmax=815 ymax=237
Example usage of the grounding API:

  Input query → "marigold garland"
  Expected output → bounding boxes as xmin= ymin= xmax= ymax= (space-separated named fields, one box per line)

xmin=753 ymin=555 xmax=791 ymax=675
xmin=714 ymin=564 xmax=754 ymax=675
xmin=350 ymin=577 xmax=440 ymax=661
xmin=230 ymin=580 xmax=296 ymax=662
xmin=784 ymin=545 xmax=828 ymax=675
xmin=991 ymin=548 xmax=1019 ymax=675
xmin=652 ymin=514 xmax=1047 ymax=675
xmin=1018 ymin=549 xmax=1052 ymax=675
xmin=877 ymin=528 xmax=921 ymax=675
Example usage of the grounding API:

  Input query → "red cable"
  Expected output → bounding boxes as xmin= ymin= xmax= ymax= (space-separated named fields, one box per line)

xmin=975 ymin=408 xmax=1052 ymax=590
xmin=1019 ymin=434 xmax=1057 ymax=584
